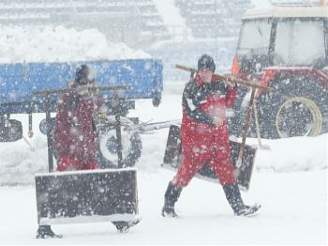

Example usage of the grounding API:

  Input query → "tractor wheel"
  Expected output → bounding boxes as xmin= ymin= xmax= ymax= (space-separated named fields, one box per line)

xmin=254 ymin=76 xmax=328 ymax=139
xmin=97 ymin=119 xmax=142 ymax=168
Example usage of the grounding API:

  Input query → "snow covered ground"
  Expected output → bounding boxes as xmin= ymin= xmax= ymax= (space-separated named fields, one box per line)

xmin=0 ymin=82 xmax=327 ymax=244
xmin=0 ymin=5 xmax=327 ymax=242
xmin=0 ymin=168 xmax=326 ymax=245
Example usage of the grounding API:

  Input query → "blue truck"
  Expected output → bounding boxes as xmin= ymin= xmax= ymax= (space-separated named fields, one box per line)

xmin=0 ymin=58 xmax=163 ymax=169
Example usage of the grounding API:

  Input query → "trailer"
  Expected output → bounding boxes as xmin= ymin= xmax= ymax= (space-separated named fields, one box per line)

xmin=0 ymin=59 xmax=162 ymax=114
xmin=0 ymin=58 xmax=163 ymax=168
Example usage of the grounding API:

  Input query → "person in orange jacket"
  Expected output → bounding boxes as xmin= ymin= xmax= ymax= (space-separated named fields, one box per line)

xmin=162 ymin=54 xmax=260 ymax=217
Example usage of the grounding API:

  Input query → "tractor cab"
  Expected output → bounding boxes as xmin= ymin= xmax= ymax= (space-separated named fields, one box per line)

xmin=233 ymin=2 xmax=328 ymax=75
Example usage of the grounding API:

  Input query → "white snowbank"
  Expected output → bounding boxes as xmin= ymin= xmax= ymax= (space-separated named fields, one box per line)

xmin=248 ymin=134 xmax=328 ymax=172
xmin=0 ymin=133 xmax=48 ymax=186
xmin=0 ymin=25 xmax=150 ymax=63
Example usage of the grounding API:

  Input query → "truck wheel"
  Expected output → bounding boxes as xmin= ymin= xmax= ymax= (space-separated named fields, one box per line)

xmin=0 ymin=119 xmax=23 ymax=142
xmin=98 ymin=123 xmax=142 ymax=168
xmin=255 ymin=77 xmax=328 ymax=139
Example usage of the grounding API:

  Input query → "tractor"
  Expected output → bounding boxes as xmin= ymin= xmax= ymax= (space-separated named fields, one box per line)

xmin=230 ymin=0 xmax=328 ymax=138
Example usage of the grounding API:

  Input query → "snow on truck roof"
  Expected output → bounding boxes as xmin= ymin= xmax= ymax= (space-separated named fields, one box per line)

xmin=243 ymin=6 xmax=328 ymax=19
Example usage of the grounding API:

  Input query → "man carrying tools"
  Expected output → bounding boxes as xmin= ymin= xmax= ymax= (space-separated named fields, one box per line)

xmin=36 ymin=64 xmax=101 ymax=238
xmin=36 ymin=65 xmax=139 ymax=238
xmin=161 ymin=54 xmax=260 ymax=218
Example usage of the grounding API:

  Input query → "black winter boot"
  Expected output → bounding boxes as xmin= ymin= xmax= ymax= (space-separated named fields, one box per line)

xmin=36 ymin=225 xmax=62 ymax=239
xmin=113 ymin=218 xmax=141 ymax=233
xmin=162 ymin=182 xmax=182 ymax=217
xmin=223 ymin=184 xmax=260 ymax=217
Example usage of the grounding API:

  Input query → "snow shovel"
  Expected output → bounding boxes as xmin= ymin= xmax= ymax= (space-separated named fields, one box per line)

xmin=35 ymin=168 xmax=139 ymax=228
xmin=253 ymin=98 xmax=271 ymax=150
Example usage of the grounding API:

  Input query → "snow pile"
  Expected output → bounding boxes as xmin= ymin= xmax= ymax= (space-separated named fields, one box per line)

xmin=0 ymin=135 xmax=48 ymax=186
xmin=0 ymin=25 xmax=149 ymax=63
xmin=248 ymin=134 xmax=328 ymax=172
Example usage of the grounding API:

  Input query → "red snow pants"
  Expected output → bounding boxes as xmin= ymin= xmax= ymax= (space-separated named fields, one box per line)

xmin=56 ymin=155 xmax=98 ymax=171
xmin=172 ymin=118 xmax=236 ymax=187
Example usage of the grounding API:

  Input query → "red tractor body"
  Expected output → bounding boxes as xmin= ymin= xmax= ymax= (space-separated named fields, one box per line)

xmin=230 ymin=3 xmax=328 ymax=138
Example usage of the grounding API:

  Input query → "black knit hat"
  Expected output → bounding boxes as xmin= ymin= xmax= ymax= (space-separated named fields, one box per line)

xmin=75 ymin=64 xmax=92 ymax=85
xmin=198 ymin=54 xmax=216 ymax=72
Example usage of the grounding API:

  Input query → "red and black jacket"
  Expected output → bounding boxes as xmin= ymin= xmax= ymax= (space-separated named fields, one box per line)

xmin=182 ymin=75 xmax=236 ymax=127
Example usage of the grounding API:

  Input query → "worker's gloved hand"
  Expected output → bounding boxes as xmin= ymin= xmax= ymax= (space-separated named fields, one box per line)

xmin=225 ymin=76 xmax=238 ymax=89
xmin=228 ymin=81 xmax=238 ymax=89
xmin=212 ymin=115 xmax=224 ymax=127
xmin=97 ymin=113 xmax=116 ymax=122
xmin=209 ymin=106 xmax=225 ymax=127
xmin=97 ymin=112 xmax=108 ymax=120
xmin=94 ymin=112 xmax=109 ymax=126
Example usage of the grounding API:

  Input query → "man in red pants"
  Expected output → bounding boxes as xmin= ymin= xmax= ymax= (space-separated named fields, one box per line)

xmin=162 ymin=54 xmax=259 ymax=217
